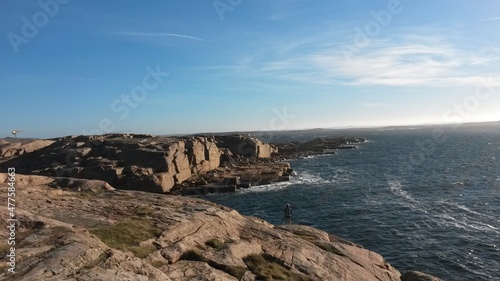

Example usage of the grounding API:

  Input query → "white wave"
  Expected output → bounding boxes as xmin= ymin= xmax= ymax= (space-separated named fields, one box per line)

xmin=298 ymin=168 xmax=355 ymax=185
xmin=438 ymin=200 xmax=497 ymax=221
xmin=386 ymin=181 xmax=500 ymax=234
xmin=301 ymin=153 xmax=335 ymax=160
xmin=387 ymin=180 xmax=420 ymax=205
xmin=237 ymin=181 xmax=294 ymax=194
xmin=435 ymin=214 xmax=500 ymax=234
xmin=294 ymin=172 xmax=331 ymax=185
xmin=236 ymin=171 xmax=333 ymax=194
xmin=431 ymin=201 xmax=500 ymax=233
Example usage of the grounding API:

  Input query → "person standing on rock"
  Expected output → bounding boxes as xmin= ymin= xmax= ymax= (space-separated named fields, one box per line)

xmin=284 ymin=203 xmax=292 ymax=225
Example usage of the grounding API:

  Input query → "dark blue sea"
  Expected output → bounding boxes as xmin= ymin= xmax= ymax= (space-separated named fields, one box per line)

xmin=199 ymin=122 xmax=500 ymax=280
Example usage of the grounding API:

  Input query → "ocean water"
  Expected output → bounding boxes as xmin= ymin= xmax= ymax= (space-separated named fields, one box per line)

xmin=199 ymin=123 xmax=500 ymax=280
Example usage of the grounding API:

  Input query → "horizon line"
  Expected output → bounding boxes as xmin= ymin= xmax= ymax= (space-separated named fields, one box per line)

xmin=3 ymin=120 xmax=500 ymax=140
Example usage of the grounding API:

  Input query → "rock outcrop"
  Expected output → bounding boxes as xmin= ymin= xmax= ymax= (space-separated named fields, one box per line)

xmin=0 ymin=140 xmax=55 ymax=158
xmin=0 ymin=175 xmax=443 ymax=281
xmin=0 ymin=135 xmax=221 ymax=193
xmin=0 ymin=135 xmax=368 ymax=196
xmin=214 ymin=135 xmax=278 ymax=159
xmin=275 ymin=137 xmax=367 ymax=158
xmin=0 ymin=135 xmax=293 ymax=195
xmin=174 ymin=161 xmax=293 ymax=195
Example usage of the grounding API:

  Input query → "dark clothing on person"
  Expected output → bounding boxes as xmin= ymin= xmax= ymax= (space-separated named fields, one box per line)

xmin=284 ymin=204 xmax=292 ymax=225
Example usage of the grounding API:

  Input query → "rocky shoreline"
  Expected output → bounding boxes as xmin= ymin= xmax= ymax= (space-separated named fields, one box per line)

xmin=0 ymin=134 xmax=442 ymax=280
xmin=0 ymin=134 xmax=366 ymax=196
xmin=0 ymin=173 xmax=441 ymax=280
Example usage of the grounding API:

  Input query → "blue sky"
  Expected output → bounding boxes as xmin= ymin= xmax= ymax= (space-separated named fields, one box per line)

xmin=1 ymin=0 xmax=500 ymax=138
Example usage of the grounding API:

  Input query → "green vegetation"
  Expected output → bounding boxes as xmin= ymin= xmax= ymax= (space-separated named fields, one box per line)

xmin=208 ymin=261 xmax=247 ymax=279
xmin=40 ymin=226 xmax=73 ymax=249
xmin=48 ymin=225 xmax=72 ymax=234
xmin=134 ymin=205 xmax=155 ymax=216
xmin=82 ymin=252 xmax=110 ymax=270
xmin=179 ymin=246 xmax=311 ymax=280
xmin=90 ymin=218 xmax=161 ymax=258
xmin=0 ymin=263 xmax=9 ymax=275
xmin=293 ymin=232 xmax=345 ymax=257
xmin=151 ymin=260 xmax=167 ymax=268
xmin=294 ymin=233 xmax=316 ymax=241
xmin=180 ymin=249 xmax=206 ymax=262
xmin=205 ymin=238 xmax=224 ymax=249
xmin=129 ymin=244 xmax=157 ymax=258
xmin=111 ymin=192 xmax=136 ymax=200
xmin=0 ymin=242 xmax=11 ymax=273
xmin=0 ymin=242 xmax=11 ymax=255
xmin=243 ymin=254 xmax=312 ymax=281
xmin=312 ymin=241 xmax=345 ymax=256
xmin=179 ymin=248 xmax=247 ymax=279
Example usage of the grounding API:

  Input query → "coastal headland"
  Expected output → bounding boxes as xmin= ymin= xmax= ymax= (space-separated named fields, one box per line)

xmin=0 ymin=134 xmax=441 ymax=280
xmin=0 ymin=134 xmax=366 ymax=195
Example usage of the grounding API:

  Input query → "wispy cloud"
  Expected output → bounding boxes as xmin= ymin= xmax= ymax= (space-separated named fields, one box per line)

xmin=308 ymin=38 xmax=500 ymax=86
xmin=112 ymin=31 xmax=209 ymax=41
xmin=229 ymin=33 xmax=500 ymax=87
xmin=481 ymin=16 xmax=500 ymax=21
xmin=198 ymin=25 xmax=500 ymax=89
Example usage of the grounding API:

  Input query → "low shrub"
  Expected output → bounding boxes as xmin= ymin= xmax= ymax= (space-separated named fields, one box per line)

xmin=208 ymin=261 xmax=247 ymax=279
xmin=180 ymin=249 xmax=206 ymax=262
xmin=243 ymin=254 xmax=311 ymax=281
xmin=205 ymin=238 xmax=224 ymax=249
xmin=90 ymin=218 xmax=161 ymax=258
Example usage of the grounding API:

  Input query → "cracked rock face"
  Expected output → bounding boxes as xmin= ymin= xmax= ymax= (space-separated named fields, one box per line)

xmin=214 ymin=135 xmax=278 ymax=159
xmin=0 ymin=135 xmax=288 ymax=195
xmin=0 ymin=135 xmax=221 ymax=193
xmin=0 ymin=175 xmax=413 ymax=281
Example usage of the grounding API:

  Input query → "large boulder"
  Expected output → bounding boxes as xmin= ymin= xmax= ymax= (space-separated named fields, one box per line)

xmin=249 ymin=138 xmax=278 ymax=158
xmin=186 ymin=137 xmax=221 ymax=173
xmin=50 ymin=177 xmax=115 ymax=192
xmin=120 ymin=171 xmax=176 ymax=193
xmin=215 ymin=135 xmax=277 ymax=159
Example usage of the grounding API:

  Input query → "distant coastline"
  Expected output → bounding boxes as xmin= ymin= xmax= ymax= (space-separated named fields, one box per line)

xmin=4 ymin=120 xmax=499 ymax=141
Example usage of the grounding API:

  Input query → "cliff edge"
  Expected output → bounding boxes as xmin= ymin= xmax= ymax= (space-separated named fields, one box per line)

xmin=0 ymin=175 xmax=440 ymax=281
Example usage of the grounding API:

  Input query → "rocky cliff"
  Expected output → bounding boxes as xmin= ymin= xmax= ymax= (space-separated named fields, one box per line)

xmin=0 ymin=175 xmax=440 ymax=281
xmin=214 ymin=135 xmax=278 ymax=159
xmin=0 ymin=135 xmax=222 ymax=193
xmin=0 ymin=135 xmax=288 ymax=194
xmin=0 ymin=135 xmax=371 ymax=195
